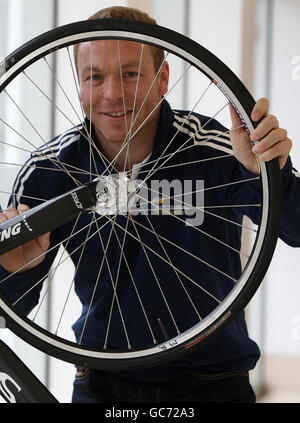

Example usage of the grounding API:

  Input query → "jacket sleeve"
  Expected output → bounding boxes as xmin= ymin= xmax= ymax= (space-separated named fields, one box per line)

xmin=276 ymin=157 xmax=300 ymax=247
xmin=236 ymin=156 xmax=300 ymax=247
xmin=0 ymin=160 xmax=60 ymax=316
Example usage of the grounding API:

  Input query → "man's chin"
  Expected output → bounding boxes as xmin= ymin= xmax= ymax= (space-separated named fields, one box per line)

xmin=105 ymin=136 xmax=129 ymax=144
xmin=96 ymin=133 xmax=130 ymax=146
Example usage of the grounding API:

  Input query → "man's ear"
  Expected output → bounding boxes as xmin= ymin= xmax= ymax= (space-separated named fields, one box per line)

xmin=159 ymin=61 xmax=169 ymax=96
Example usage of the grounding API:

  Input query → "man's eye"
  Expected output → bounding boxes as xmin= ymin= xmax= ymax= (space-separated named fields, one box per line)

xmin=124 ymin=72 xmax=139 ymax=78
xmin=86 ymin=74 xmax=100 ymax=81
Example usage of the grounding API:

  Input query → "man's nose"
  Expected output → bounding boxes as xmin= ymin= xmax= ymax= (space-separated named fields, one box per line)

xmin=103 ymin=75 xmax=123 ymax=102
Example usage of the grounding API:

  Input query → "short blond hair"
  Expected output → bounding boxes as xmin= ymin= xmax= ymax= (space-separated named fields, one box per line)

xmin=74 ymin=6 xmax=165 ymax=73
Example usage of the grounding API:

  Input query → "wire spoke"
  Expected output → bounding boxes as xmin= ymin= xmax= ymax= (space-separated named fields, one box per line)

xmin=66 ymin=46 xmax=87 ymax=124
xmin=116 ymin=40 xmax=131 ymax=174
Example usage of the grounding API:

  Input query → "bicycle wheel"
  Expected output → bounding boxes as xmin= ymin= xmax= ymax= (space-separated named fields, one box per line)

xmin=0 ymin=19 xmax=282 ymax=370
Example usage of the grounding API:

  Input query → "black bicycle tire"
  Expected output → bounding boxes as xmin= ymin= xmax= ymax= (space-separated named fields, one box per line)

xmin=0 ymin=19 xmax=282 ymax=370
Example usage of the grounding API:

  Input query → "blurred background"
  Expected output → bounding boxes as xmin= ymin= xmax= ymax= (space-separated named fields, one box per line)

xmin=0 ymin=0 xmax=299 ymax=403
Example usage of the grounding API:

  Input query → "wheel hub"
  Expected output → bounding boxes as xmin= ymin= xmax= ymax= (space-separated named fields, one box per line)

xmin=94 ymin=175 xmax=131 ymax=215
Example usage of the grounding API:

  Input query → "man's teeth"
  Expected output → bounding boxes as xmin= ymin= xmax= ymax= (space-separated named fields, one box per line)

xmin=107 ymin=111 xmax=126 ymax=117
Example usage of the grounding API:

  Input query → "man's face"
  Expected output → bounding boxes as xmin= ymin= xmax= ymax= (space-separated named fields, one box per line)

xmin=77 ymin=40 xmax=169 ymax=149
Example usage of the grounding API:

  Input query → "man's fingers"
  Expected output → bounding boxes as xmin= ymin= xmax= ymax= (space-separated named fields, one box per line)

xmin=37 ymin=232 xmax=51 ymax=252
xmin=255 ymin=138 xmax=292 ymax=166
xmin=230 ymin=96 xmax=292 ymax=172
xmin=0 ymin=211 xmax=7 ymax=223
xmin=252 ymin=128 xmax=288 ymax=154
xmin=251 ymin=114 xmax=279 ymax=142
xmin=251 ymin=97 xmax=269 ymax=121
xmin=5 ymin=206 xmax=19 ymax=220
xmin=0 ymin=204 xmax=29 ymax=221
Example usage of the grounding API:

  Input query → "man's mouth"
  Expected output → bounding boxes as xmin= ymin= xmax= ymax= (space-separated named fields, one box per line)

xmin=104 ymin=110 xmax=132 ymax=118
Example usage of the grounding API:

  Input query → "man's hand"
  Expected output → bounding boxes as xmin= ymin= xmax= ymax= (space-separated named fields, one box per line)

xmin=0 ymin=204 xmax=50 ymax=274
xmin=229 ymin=97 xmax=292 ymax=174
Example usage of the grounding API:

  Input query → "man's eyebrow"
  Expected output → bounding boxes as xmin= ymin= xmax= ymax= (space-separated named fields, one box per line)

xmin=121 ymin=61 xmax=142 ymax=69
xmin=81 ymin=61 xmax=142 ymax=74
xmin=81 ymin=65 xmax=102 ymax=74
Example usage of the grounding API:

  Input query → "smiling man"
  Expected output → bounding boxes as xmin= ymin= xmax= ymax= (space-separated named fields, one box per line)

xmin=0 ymin=6 xmax=299 ymax=404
